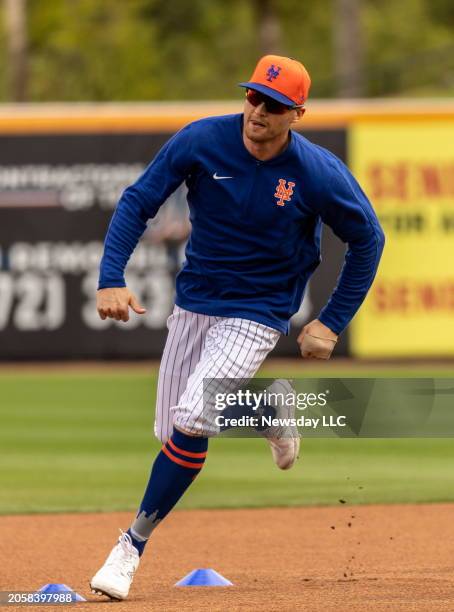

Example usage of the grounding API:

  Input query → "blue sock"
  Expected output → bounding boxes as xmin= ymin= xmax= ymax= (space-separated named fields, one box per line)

xmin=127 ymin=428 xmax=208 ymax=556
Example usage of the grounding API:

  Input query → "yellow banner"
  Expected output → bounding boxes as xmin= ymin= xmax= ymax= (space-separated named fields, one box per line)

xmin=349 ymin=121 xmax=454 ymax=357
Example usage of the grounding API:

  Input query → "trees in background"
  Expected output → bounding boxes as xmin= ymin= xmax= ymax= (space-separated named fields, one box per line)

xmin=1 ymin=0 xmax=453 ymax=102
xmin=333 ymin=0 xmax=364 ymax=97
xmin=4 ymin=0 xmax=28 ymax=101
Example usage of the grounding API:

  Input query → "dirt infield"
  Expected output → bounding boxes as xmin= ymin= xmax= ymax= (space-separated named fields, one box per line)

xmin=2 ymin=504 xmax=453 ymax=611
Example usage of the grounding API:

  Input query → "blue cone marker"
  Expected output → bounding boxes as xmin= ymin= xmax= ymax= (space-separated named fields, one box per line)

xmin=37 ymin=583 xmax=86 ymax=602
xmin=175 ymin=568 xmax=233 ymax=587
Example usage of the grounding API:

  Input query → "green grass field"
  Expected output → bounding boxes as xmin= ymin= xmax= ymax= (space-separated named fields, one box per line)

xmin=1 ymin=365 xmax=454 ymax=514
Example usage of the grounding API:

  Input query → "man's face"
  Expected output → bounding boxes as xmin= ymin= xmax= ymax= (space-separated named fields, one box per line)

xmin=243 ymin=91 xmax=303 ymax=143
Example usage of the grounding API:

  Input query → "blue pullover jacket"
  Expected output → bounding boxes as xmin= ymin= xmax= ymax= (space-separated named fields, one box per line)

xmin=99 ymin=114 xmax=384 ymax=335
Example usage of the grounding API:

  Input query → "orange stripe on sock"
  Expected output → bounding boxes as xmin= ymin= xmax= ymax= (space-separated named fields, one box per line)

xmin=167 ymin=438 xmax=207 ymax=459
xmin=162 ymin=444 xmax=205 ymax=470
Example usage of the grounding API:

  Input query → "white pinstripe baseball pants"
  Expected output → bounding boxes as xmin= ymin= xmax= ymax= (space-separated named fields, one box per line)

xmin=154 ymin=305 xmax=281 ymax=442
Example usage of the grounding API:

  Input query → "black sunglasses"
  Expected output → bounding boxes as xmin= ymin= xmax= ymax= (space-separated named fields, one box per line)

xmin=246 ymin=89 xmax=300 ymax=114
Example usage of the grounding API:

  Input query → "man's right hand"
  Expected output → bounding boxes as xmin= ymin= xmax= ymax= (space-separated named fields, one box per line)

xmin=96 ymin=287 xmax=146 ymax=322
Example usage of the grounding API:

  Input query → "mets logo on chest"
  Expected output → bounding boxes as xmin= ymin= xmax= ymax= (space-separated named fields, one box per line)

xmin=274 ymin=179 xmax=296 ymax=207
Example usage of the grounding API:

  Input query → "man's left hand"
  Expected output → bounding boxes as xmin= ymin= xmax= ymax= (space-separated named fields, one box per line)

xmin=297 ymin=319 xmax=338 ymax=360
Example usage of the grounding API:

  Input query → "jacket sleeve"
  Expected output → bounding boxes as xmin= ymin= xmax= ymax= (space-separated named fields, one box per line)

xmin=316 ymin=157 xmax=385 ymax=335
xmin=98 ymin=123 xmax=195 ymax=289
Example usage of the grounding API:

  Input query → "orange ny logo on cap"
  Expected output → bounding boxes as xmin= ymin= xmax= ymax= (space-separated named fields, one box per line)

xmin=274 ymin=179 xmax=295 ymax=207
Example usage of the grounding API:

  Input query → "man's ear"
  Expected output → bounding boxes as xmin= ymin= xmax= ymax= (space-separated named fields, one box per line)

xmin=292 ymin=108 xmax=306 ymax=123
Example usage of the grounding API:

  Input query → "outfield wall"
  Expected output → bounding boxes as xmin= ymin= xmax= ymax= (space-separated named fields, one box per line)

xmin=0 ymin=101 xmax=453 ymax=359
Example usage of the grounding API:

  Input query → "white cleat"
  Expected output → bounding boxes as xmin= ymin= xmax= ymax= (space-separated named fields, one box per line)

xmin=90 ymin=531 xmax=140 ymax=601
xmin=267 ymin=436 xmax=300 ymax=470
xmin=261 ymin=379 xmax=301 ymax=470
